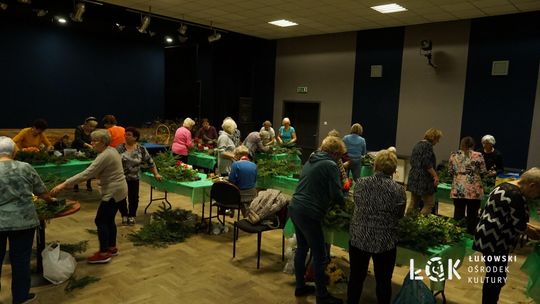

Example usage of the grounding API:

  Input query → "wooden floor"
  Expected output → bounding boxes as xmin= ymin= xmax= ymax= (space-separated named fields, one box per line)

xmin=1 ymin=181 xmax=538 ymax=304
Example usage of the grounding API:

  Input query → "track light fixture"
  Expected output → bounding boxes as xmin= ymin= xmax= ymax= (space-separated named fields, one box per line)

xmin=17 ymin=0 xmax=31 ymax=4
xmin=137 ymin=15 xmax=151 ymax=33
xmin=114 ymin=22 xmax=125 ymax=31
xmin=178 ymin=23 xmax=187 ymax=35
xmin=70 ymin=2 xmax=85 ymax=22
xmin=208 ymin=29 xmax=221 ymax=43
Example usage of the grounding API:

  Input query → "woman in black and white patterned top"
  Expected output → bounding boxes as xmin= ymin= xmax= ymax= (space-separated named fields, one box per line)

xmin=473 ymin=167 xmax=540 ymax=304
xmin=347 ymin=149 xmax=406 ymax=304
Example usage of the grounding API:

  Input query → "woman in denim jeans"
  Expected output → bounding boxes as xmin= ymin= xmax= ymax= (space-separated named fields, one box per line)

xmin=0 ymin=136 xmax=56 ymax=303
xmin=288 ymin=136 xmax=346 ymax=304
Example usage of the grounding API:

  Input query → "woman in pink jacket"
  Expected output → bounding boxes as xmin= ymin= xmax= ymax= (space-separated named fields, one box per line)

xmin=172 ymin=118 xmax=195 ymax=162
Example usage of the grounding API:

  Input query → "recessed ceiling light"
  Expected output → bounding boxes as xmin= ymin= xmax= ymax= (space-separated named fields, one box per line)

xmin=268 ymin=19 xmax=298 ymax=27
xmin=371 ymin=3 xmax=407 ymax=13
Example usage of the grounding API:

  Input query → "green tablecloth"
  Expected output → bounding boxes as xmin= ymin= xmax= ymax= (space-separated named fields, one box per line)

xmin=284 ymin=220 xmax=467 ymax=291
xmin=257 ymin=175 xmax=299 ymax=196
xmin=140 ymin=171 xmax=213 ymax=206
xmin=521 ymin=244 xmax=540 ymax=303
xmin=437 ymin=183 xmax=488 ymax=207
xmin=33 ymin=160 xmax=92 ymax=178
xmin=188 ymin=152 xmax=217 ymax=170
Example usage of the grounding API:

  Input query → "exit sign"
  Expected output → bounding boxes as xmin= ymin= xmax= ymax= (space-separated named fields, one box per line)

xmin=297 ymin=86 xmax=308 ymax=94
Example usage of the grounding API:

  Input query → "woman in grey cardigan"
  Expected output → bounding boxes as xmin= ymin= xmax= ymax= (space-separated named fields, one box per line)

xmin=52 ymin=130 xmax=127 ymax=264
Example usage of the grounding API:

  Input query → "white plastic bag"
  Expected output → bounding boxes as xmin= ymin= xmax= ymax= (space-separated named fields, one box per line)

xmin=42 ymin=243 xmax=77 ymax=284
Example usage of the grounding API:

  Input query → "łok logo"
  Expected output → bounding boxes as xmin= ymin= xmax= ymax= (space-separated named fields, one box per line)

xmin=410 ymin=257 xmax=461 ymax=282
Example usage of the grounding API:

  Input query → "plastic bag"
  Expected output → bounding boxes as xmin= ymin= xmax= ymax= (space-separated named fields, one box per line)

xmin=42 ymin=242 xmax=77 ymax=284
xmin=393 ymin=272 xmax=436 ymax=304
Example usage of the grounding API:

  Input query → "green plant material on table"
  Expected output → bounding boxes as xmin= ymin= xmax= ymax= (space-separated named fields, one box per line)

xmin=256 ymin=158 xmax=301 ymax=178
xmin=15 ymin=150 xmax=95 ymax=166
xmin=152 ymin=152 xmax=200 ymax=181
xmin=65 ymin=275 xmax=100 ymax=293
xmin=270 ymin=143 xmax=302 ymax=156
xmin=128 ymin=206 xmax=198 ymax=247
xmin=398 ymin=212 xmax=465 ymax=253
xmin=323 ymin=197 xmax=355 ymax=231
xmin=35 ymin=198 xmax=70 ymax=219
xmin=361 ymin=154 xmax=374 ymax=167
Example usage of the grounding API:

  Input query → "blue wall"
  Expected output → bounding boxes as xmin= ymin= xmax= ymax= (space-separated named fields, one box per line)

xmin=352 ymin=27 xmax=404 ymax=151
xmin=0 ymin=15 xmax=164 ymax=128
xmin=461 ymin=12 xmax=540 ymax=169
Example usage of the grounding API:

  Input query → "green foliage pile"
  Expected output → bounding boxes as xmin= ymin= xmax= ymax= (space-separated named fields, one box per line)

xmin=47 ymin=241 xmax=89 ymax=255
xmin=256 ymin=158 xmax=301 ymax=178
xmin=128 ymin=206 xmax=199 ymax=247
xmin=361 ymin=154 xmax=374 ymax=167
xmin=15 ymin=150 xmax=95 ymax=166
xmin=65 ymin=275 xmax=100 ymax=293
xmin=271 ymin=143 xmax=302 ymax=156
xmin=153 ymin=152 xmax=200 ymax=182
xmin=437 ymin=167 xmax=453 ymax=184
xmin=398 ymin=212 xmax=465 ymax=252
xmin=35 ymin=198 xmax=71 ymax=219
xmin=323 ymin=197 xmax=355 ymax=231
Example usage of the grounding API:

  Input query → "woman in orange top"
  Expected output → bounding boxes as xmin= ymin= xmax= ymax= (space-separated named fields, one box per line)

xmin=102 ymin=115 xmax=125 ymax=148
xmin=12 ymin=119 xmax=53 ymax=151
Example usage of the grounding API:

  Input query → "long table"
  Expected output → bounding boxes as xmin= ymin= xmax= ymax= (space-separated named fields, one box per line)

xmin=188 ymin=151 xmax=217 ymax=171
xmin=33 ymin=159 xmax=92 ymax=178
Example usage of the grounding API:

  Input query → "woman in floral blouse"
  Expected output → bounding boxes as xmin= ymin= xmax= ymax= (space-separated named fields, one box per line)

xmin=448 ymin=136 xmax=486 ymax=233
xmin=117 ymin=127 xmax=162 ymax=225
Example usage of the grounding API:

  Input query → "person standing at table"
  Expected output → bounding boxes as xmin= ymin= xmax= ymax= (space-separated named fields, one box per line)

xmin=474 ymin=167 xmax=540 ymax=304
xmin=51 ymin=130 xmax=127 ymax=264
xmin=195 ymin=118 xmax=218 ymax=145
xmin=172 ymin=118 xmax=195 ymax=163
xmin=216 ymin=119 xmax=237 ymax=176
xmin=342 ymin=123 xmax=367 ymax=182
xmin=348 ymin=149 xmax=406 ymax=304
xmin=406 ymin=128 xmax=442 ymax=215
xmin=0 ymin=136 xmax=56 ymax=304
xmin=223 ymin=117 xmax=241 ymax=147
xmin=277 ymin=117 xmax=297 ymax=144
xmin=449 ymin=136 xmax=486 ymax=234
xmin=480 ymin=134 xmax=504 ymax=177
xmin=72 ymin=117 xmax=98 ymax=192
xmin=102 ymin=115 xmax=125 ymax=148
xmin=117 ymin=127 xmax=162 ymax=226
xmin=260 ymin=120 xmax=276 ymax=145
xmin=289 ymin=136 xmax=346 ymax=304
xmin=243 ymin=130 xmax=271 ymax=157
xmin=13 ymin=118 xmax=53 ymax=151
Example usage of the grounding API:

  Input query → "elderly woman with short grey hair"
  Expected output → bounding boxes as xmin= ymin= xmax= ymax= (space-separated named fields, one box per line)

xmin=480 ymin=134 xmax=504 ymax=176
xmin=243 ymin=130 xmax=271 ymax=157
xmin=216 ymin=119 xmax=237 ymax=176
xmin=52 ymin=130 xmax=127 ymax=264
xmin=0 ymin=136 xmax=55 ymax=303
xmin=172 ymin=117 xmax=196 ymax=163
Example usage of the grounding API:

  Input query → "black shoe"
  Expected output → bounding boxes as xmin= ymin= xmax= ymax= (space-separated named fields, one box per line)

xmin=316 ymin=293 xmax=342 ymax=304
xmin=295 ymin=285 xmax=316 ymax=297
xmin=22 ymin=293 xmax=37 ymax=304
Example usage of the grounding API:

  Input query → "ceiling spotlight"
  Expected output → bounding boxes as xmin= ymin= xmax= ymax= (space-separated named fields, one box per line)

xmin=178 ymin=23 xmax=188 ymax=35
xmin=114 ymin=22 xmax=125 ymax=31
xmin=56 ymin=16 xmax=67 ymax=24
xmin=0 ymin=2 xmax=8 ymax=10
xmin=165 ymin=36 xmax=173 ymax=43
xmin=35 ymin=9 xmax=48 ymax=17
xmin=17 ymin=0 xmax=31 ymax=4
xmin=208 ymin=30 xmax=221 ymax=43
xmin=137 ymin=15 xmax=151 ymax=33
xmin=70 ymin=2 xmax=85 ymax=22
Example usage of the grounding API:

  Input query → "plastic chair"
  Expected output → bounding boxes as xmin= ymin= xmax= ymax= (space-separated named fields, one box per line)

xmin=207 ymin=181 xmax=243 ymax=233
xmin=232 ymin=204 xmax=288 ymax=269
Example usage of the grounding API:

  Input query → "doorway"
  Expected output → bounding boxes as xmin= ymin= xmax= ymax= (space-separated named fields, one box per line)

xmin=283 ymin=101 xmax=320 ymax=163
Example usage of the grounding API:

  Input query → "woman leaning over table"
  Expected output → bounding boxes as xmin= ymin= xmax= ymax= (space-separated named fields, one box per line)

xmin=406 ymin=128 xmax=442 ymax=215
xmin=51 ymin=130 xmax=127 ymax=264
xmin=13 ymin=118 xmax=53 ymax=151
xmin=0 ymin=136 xmax=56 ymax=304
xmin=172 ymin=117 xmax=195 ymax=163
xmin=347 ymin=149 xmax=406 ymax=304
xmin=448 ymin=136 xmax=486 ymax=234
xmin=116 ymin=127 xmax=162 ymax=226
xmin=474 ymin=167 xmax=540 ymax=304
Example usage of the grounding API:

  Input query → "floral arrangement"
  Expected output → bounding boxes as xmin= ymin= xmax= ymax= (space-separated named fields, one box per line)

xmin=153 ymin=152 xmax=200 ymax=182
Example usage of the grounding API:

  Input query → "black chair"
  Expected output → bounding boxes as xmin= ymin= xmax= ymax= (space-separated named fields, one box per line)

xmin=207 ymin=181 xmax=243 ymax=233
xmin=233 ymin=204 xmax=288 ymax=269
